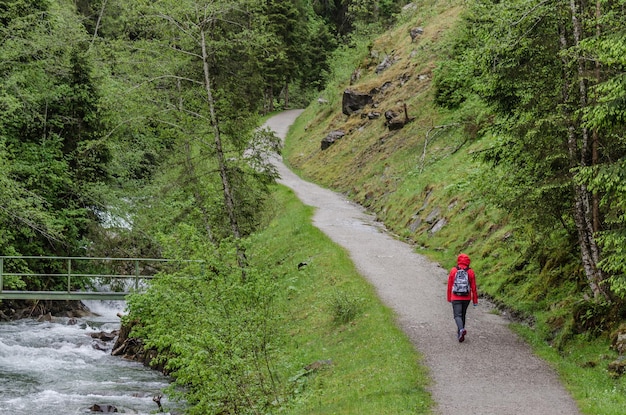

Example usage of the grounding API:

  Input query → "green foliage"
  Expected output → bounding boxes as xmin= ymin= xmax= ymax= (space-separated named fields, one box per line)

xmin=313 ymin=0 xmax=409 ymax=36
xmin=513 ymin=325 xmax=626 ymax=415
xmin=0 ymin=0 xmax=349 ymax=276
xmin=279 ymin=0 xmax=626 ymax=413
xmin=0 ymin=0 xmax=112 ymax=267
xmin=126 ymin=226 xmax=280 ymax=414
xmin=282 ymin=7 xmax=626 ymax=413
xmin=433 ymin=0 xmax=626 ymax=300
xmin=572 ymin=299 xmax=619 ymax=338
xmin=579 ymin=160 xmax=626 ymax=297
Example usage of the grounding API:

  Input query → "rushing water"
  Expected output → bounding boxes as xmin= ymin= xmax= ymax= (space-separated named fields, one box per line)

xmin=0 ymin=300 xmax=178 ymax=414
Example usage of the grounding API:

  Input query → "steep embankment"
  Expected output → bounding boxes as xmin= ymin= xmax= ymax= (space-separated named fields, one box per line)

xmin=284 ymin=1 xmax=556 ymax=330
xmin=283 ymin=1 xmax=497 ymax=266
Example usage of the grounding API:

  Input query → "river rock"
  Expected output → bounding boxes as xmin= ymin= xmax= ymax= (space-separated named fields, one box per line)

xmin=89 ymin=403 xmax=118 ymax=413
xmin=37 ymin=312 xmax=53 ymax=322
xmin=91 ymin=330 xmax=119 ymax=342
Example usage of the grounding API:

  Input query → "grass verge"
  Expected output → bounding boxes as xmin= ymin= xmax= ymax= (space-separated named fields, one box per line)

xmin=511 ymin=325 xmax=626 ymax=415
xmin=249 ymin=186 xmax=433 ymax=414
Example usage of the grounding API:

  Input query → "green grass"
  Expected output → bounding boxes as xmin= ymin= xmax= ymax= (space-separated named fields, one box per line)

xmin=249 ymin=186 xmax=433 ymax=414
xmin=512 ymin=325 xmax=626 ymax=415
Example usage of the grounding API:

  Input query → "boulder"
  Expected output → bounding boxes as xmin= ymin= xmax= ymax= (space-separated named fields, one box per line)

xmin=305 ymin=359 xmax=333 ymax=372
xmin=350 ymin=67 xmax=361 ymax=85
xmin=429 ymin=218 xmax=447 ymax=234
xmin=376 ymin=54 xmax=397 ymax=74
xmin=89 ymin=404 xmax=118 ymax=413
xmin=611 ymin=325 xmax=626 ymax=355
xmin=91 ymin=330 xmax=119 ymax=342
xmin=387 ymin=117 xmax=406 ymax=131
xmin=608 ymin=357 xmax=626 ymax=378
xmin=342 ymin=89 xmax=373 ymax=116
xmin=384 ymin=110 xmax=397 ymax=121
xmin=410 ymin=27 xmax=424 ymax=42
xmin=384 ymin=103 xmax=413 ymax=131
xmin=321 ymin=130 xmax=345 ymax=150
xmin=37 ymin=312 xmax=53 ymax=322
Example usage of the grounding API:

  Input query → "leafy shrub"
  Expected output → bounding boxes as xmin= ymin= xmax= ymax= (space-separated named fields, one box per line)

xmin=573 ymin=299 xmax=615 ymax=337
xmin=125 ymin=227 xmax=281 ymax=415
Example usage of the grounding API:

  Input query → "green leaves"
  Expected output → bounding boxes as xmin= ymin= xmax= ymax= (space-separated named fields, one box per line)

xmin=436 ymin=0 xmax=626 ymax=299
xmin=0 ymin=1 xmax=112 ymax=258
xmin=126 ymin=230 xmax=280 ymax=414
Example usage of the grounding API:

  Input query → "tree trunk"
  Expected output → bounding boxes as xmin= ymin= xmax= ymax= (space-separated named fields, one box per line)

xmin=200 ymin=27 xmax=247 ymax=272
xmin=565 ymin=0 xmax=608 ymax=299
xmin=178 ymin=77 xmax=216 ymax=243
xmin=592 ymin=0 xmax=601 ymax=233
xmin=90 ymin=0 xmax=108 ymax=47
xmin=267 ymin=85 xmax=274 ymax=113
xmin=183 ymin=139 xmax=216 ymax=244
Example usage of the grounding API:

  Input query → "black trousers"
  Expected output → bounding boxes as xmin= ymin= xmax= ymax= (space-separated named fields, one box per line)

xmin=451 ymin=300 xmax=470 ymax=332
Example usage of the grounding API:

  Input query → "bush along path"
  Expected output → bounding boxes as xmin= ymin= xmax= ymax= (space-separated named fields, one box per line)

xmin=265 ymin=110 xmax=581 ymax=415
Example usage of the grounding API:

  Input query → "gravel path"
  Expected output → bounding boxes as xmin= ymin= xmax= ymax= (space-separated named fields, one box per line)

xmin=265 ymin=110 xmax=582 ymax=415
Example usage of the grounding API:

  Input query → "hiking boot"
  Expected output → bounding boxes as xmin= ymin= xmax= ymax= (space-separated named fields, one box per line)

xmin=458 ymin=328 xmax=467 ymax=343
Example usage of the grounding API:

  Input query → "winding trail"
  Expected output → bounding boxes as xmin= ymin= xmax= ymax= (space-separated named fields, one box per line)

xmin=265 ymin=110 xmax=581 ymax=415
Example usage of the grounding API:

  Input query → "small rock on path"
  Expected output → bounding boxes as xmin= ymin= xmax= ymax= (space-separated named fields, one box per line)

xmin=265 ymin=110 xmax=581 ymax=415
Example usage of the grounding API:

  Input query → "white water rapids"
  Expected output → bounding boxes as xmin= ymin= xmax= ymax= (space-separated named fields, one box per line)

xmin=0 ymin=301 xmax=178 ymax=414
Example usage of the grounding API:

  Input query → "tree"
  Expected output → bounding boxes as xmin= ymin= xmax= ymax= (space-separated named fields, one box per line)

xmin=435 ymin=0 xmax=626 ymax=300
xmin=117 ymin=0 xmax=281 ymax=270
xmin=261 ymin=0 xmax=305 ymax=110
xmin=576 ymin=5 xmax=626 ymax=297
xmin=261 ymin=0 xmax=335 ymax=110
xmin=0 ymin=0 xmax=112 ymax=259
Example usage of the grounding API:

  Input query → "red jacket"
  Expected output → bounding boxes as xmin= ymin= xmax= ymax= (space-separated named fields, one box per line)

xmin=447 ymin=253 xmax=478 ymax=304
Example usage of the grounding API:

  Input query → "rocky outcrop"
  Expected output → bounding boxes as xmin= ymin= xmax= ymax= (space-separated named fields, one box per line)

xmin=375 ymin=53 xmax=398 ymax=74
xmin=0 ymin=300 xmax=93 ymax=321
xmin=321 ymin=130 xmax=346 ymax=150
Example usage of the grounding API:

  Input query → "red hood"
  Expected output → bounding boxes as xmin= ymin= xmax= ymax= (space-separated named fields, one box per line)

xmin=457 ymin=253 xmax=471 ymax=268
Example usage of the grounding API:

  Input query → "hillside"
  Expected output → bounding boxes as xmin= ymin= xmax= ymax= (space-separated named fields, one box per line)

xmin=283 ymin=1 xmax=626 ymax=413
xmin=284 ymin=1 xmax=510 ymax=312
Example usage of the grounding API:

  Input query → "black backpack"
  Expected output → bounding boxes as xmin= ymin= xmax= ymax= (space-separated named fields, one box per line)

xmin=452 ymin=267 xmax=470 ymax=296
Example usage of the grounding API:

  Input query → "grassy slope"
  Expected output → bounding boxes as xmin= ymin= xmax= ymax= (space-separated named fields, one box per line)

xmin=250 ymin=187 xmax=432 ymax=414
xmin=284 ymin=0 xmax=501 ymax=302
xmin=281 ymin=1 xmax=626 ymax=414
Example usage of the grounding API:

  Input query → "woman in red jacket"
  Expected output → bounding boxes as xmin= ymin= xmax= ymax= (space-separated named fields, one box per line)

xmin=447 ymin=253 xmax=478 ymax=342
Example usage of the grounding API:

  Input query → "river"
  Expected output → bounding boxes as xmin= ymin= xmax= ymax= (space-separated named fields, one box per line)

xmin=0 ymin=300 xmax=179 ymax=414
